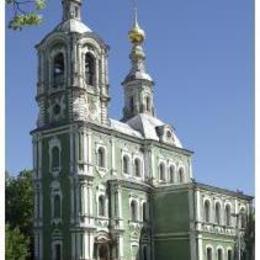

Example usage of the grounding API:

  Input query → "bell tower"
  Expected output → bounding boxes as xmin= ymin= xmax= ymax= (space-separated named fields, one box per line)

xmin=122 ymin=6 xmax=155 ymax=121
xmin=35 ymin=0 xmax=110 ymax=128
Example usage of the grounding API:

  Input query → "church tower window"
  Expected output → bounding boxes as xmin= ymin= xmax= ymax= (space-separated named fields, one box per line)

xmin=123 ymin=155 xmax=130 ymax=174
xmin=225 ymin=205 xmax=231 ymax=226
xmin=130 ymin=200 xmax=138 ymax=221
xmin=130 ymin=96 xmax=134 ymax=113
xmin=204 ymin=200 xmax=211 ymax=223
xmin=215 ymin=203 xmax=221 ymax=225
xmin=53 ymin=194 xmax=61 ymax=219
xmin=51 ymin=146 xmax=60 ymax=171
xmin=217 ymin=248 xmax=223 ymax=260
xmin=85 ymin=53 xmax=95 ymax=86
xmin=134 ymin=158 xmax=141 ymax=177
xmin=159 ymin=163 xmax=166 ymax=181
xmin=143 ymin=202 xmax=147 ymax=221
xmin=206 ymin=248 xmax=212 ymax=260
xmin=227 ymin=250 xmax=232 ymax=260
xmin=97 ymin=147 xmax=105 ymax=168
xmin=98 ymin=195 xmax=106 ymax=217
xmin=145 ymin=96 xmax=150 ymax=112
xmin=143 ymin=246 xmax=148 ymax=260
xmin=53 ymin=53 xmax=64 ymax=88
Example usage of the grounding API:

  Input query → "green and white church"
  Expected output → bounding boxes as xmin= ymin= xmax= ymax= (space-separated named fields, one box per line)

xmin=31 ymin=0 xmax=253 ymax=259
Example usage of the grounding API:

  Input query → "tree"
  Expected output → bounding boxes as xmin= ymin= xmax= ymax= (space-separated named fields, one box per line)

xmin=6 ymin=0 xmax=46 ymax=30
xmin=5 ymin=170 xmax=34 ymax=258
xmin=5 ymin=224 xmax=30 ymax=260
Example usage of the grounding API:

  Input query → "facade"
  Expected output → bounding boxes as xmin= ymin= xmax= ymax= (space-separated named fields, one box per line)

xmin=31 ymin=1 xmax=253 ymax=259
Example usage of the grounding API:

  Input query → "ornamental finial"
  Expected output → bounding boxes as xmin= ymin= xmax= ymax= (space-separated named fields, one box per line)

xmin=128 ymin=0 xmax=145 ymax=44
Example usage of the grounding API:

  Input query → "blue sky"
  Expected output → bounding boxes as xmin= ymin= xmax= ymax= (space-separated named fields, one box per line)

xmin=6 ymin=0 xmax=254 ymax=195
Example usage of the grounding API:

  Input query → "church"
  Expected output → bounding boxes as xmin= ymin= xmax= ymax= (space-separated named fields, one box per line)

xmin=31 ymin=0 xmax=253 ymax=259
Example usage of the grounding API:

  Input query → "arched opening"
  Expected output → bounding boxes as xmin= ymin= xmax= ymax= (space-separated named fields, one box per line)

xmin=215 ymin=203 xmax=221 ymax=225
xmin=227 ymin=250 xmax=232 ymax=260
xmin=123 ymin=155 xmax=130 ymax=174
xmin=225 ymin=205 xmax=231 ymax=226
xmin=97 ymin=147 xmax=105 ymax=168
xmin=239 ymin=209 xmax=247 ymax=228
xmin=54 ymin=194 xmax=61 ymax=218
xmin=143 ymin=202 xmax=147 ymax=222
xmin=130 ymin=200 xmax=138 ymax=221
xmin=51 ymin=146 xmax=60 ymax=171
xmin=145 ymin=96 xmax=150 ymax=112
xmin=53 ymin=53 xmax=64 ymax=88
xmin=54 ymin=243 xmax=62 ymax=260
xmin=85 ymin=53 xmax=95 ymax=85
xmin=143 ymin=246 xmax=148 ymax=260
xmin=217 ymin=248 xmax=223 ymax=260
xmin=98 ymin=195 xmax=106 ymax=217
xmin=169 ymin=166 xmax=175 ymax=183
xmin=204 ymin=200 xmax=211 ymax=223
xmin=130 ymin=96 xmax=134 ymax=113
xmin=206 ymin=248 xmax=212 ymax=260
xmin=159 ymin=163 xmax=165 ymax=181
xmin=179 ymin=168 xmax=184 ymax=183
xmin=134 ymin=158 xmax=141 ymax=177
xmin=99 ymin=244 xmax=109 ymax=260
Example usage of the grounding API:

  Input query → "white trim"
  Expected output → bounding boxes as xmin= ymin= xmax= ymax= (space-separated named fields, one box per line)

xmin=51 ymin=240 xmax=63 ymax=260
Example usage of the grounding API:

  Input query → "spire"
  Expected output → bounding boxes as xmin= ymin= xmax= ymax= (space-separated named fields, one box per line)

xmin=121 ymin=2 xmax=155 ymax=121
xmin=62 ymin=0 xmax=82 ymax=21
xmin=124 ymin=1 xmax=152 ymax=84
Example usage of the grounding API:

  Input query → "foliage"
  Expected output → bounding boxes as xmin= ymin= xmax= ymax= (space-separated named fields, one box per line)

xmin=5 ymin=224 xmax=30 ymax=260
xmin=5 ymin=170 xmax=34 ymax=258
xmin=6 ymin=0 xmax=46 ymax=30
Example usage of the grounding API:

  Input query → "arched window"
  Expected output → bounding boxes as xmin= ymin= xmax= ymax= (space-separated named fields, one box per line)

xmin=215 ymin=203 xmax=221 ymax=225
xmin=179 ymin=168 xmax=184 ymax=183
xmin=54 ymin=194 xmax=61 ymax=218
xmin=145 ymin=96 xmax=150 ymax=112
xmin=52 ymin=146 xmax=60 ymax=171
xmin=227 ymin=250 xmax=232 ymax=260
xmin=130 ymin=200 xmax=138 ymax=221
xmin=204 ymin=200 xmax=211 ymax=223
xmin=54 ymin=243 xmax=62 ymax=260
xmin=239 ymin=209 xmax=246 ymax=228
xmin=123 ymin=155 xmax=130 ymax=174
xmin=217 ymin=249 xmax=223 ymax=260
xmin=143 ymin=202 xmax=147 ymax=222
xmin=85 ymin=53 xmax=95 ymax=85
xmin=159 ymin=163 xmax=166 ymax=181
xmin=206 ymin=248 xmax=212 ymax=260
xmin=98 ymin=195 xmax=105 ymax=217
xmin=225 ymin=205 xmax=231 ymax=226
xmin=143 ymin=246 xmax=148 ymax=260
xmin=97 ymin=147 xmax=105 ymax=168
xmin=134 ymin=158 xmax=141 ymax=177
xmin=130 ymin=96 xmax=134 ymax=113
xmin=169 ymin=166 xmax=175 ymax=183
xmin=53 ymin=53 xmax=64 ymax=88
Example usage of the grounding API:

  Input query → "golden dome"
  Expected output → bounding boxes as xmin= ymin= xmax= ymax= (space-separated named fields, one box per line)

xmin=128 ymin=24 xmax=145 ymax=44
xmin=128 ymin=7 xmax=145 ymax=44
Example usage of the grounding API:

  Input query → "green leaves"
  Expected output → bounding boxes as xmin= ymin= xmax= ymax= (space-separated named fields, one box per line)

xmin=5 ymin=224 xmax=30 ymax=260
xmin=5 ymin=170 xmax=34 ymax=257
xmin=6 ymin=0 xmax=46 ymax=30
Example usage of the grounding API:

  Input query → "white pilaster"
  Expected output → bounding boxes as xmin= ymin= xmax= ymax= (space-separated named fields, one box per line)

xmin=197 ymin=235 xmax=203 ymax=260
xmin=196 ymin=190 xmax=202 ymax=230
